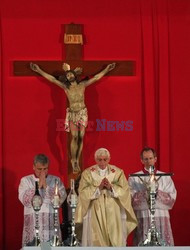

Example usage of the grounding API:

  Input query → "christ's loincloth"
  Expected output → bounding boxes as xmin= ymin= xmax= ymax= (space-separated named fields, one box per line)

xmin=65 ymin=107 xmax=88 ymax=132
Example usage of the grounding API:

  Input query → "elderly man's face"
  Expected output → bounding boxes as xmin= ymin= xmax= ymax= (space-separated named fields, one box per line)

xmin=96 ymin=155 xmax=110 ymax=169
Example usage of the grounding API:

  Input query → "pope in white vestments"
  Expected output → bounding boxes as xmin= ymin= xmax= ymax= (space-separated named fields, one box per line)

xmin=75 ymin=148 xmax=137 ymax=246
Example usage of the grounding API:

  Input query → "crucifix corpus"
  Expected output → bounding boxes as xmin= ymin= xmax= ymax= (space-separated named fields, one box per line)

xmin=30 ymin=61 xmax=115 ymax=174
xmin=13 ymin=23 xmax=135 ymax=180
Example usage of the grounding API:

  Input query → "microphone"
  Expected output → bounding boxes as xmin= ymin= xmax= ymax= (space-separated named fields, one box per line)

xmin=148 ymin=165 xmax=155 ymax=174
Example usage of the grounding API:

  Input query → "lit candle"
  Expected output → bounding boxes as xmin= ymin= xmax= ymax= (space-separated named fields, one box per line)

xmin=71 ymin=194 xmax=76 ymax=206
xmin=53 ymin=195 xmax=60 ymax=207
xmin=150 ymin=181 xmax=156 ymax=192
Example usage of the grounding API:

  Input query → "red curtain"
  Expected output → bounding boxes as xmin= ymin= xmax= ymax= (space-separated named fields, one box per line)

xmin=140 ymin=0 xmax=171 ymax=169
xmin=1 ymin=0 xmax=190 ymax=249
xmin=0 ymin=10 xmax=5 ymax=248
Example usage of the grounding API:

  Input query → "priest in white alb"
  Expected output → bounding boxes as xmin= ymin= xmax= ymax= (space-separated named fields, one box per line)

xmin=128 ymin=147 xmax=177 ymax=246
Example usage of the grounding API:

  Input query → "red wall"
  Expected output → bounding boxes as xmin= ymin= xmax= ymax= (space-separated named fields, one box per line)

xmin=1 ymin=0 xmax=190 ymax=249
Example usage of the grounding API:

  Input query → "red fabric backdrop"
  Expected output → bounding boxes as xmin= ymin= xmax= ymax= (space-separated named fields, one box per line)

xmin=1 ymin=0 xmax=190 ymax=249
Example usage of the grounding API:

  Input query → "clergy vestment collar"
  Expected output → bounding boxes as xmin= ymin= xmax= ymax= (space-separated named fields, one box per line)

xmin=97 ymin=165 xmax=108 ymax=176
xmin=142 ymin=167 xmax=157 ymax=174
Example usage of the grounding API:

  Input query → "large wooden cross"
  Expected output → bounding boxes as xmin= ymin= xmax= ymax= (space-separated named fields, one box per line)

xmin=13 ymin=23 xmax=135 ymax=183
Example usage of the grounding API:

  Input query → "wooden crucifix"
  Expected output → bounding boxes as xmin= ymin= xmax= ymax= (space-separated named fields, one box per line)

xmin=13 ymin=23 xmax=135 ymax=182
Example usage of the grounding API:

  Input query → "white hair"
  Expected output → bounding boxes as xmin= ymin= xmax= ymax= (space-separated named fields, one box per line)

xmin=94 ymin=148 xmax=110 ymax=159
